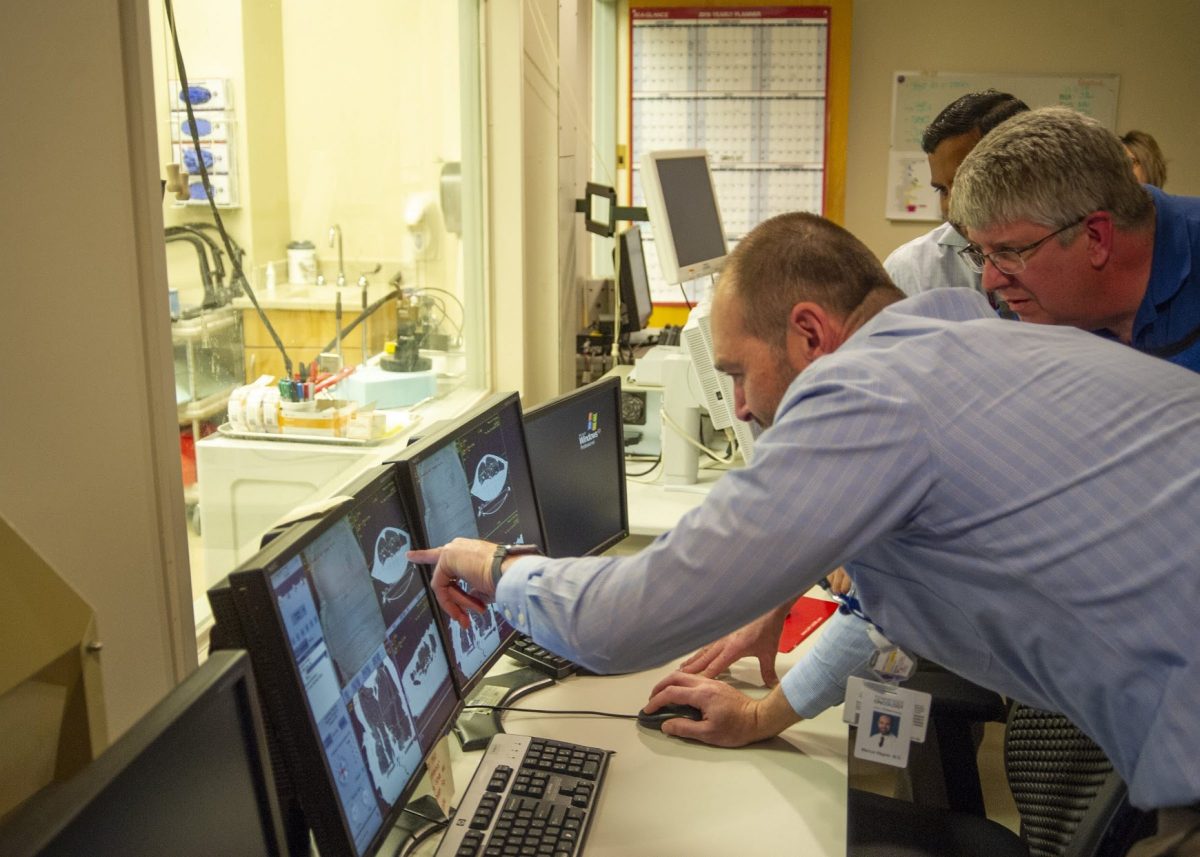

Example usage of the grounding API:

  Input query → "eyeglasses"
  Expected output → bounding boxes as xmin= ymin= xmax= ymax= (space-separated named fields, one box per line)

xmin=959 ymin=216 xmax=1086 ymax=275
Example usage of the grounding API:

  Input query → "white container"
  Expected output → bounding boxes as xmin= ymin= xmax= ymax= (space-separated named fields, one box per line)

xmin=287 ymin=241 xmax=317 ymax=284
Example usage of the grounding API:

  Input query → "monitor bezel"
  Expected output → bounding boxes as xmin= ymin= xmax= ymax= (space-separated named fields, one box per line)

xmin=639 ymin=148 xmax=728 ymax=285
xmin=522 ymin=376 xmax=629 ymax=558
xmin=391 ymin=391 xmax=545 ymax=696
xmin=227 ymin=464 xmax=461 ymax=857
xmin=0 ymin=650 xmax=287 ymax=857
xmin=617 ymin=225 xmax=654 ymax=333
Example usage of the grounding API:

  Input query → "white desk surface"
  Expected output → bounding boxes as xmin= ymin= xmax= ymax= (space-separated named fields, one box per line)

xmin=625 ymin=466 xmax=726 ymax=537
xmin=418 ymin=626 xmax=848 ymax=856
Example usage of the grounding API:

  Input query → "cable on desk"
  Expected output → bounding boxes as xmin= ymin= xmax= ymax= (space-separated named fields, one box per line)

xmin=463 ymin=703 xmax=639 ymax=721
xmin=394 ymin=818 xmax=450 ymax=857
xmin=625 ymin=453 xmax=662 ymax=478
xmin=404 ymin=807 xmax=450 ymax=826
xmin=660 ymin=408 xmax=739 ymax=465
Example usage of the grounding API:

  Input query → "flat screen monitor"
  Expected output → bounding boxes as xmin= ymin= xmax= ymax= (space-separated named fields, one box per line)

xmin=639 ymin=149 xmax=728 ymax=284
xmin=392 ymin=392 xmax=545 ymax=695
xmin=225 ymin=464 xmax=459 ymax=857
xmin=617 ymin=225 xmax=654 ymax=333
xmin=0 ymin=650 xmax=287 ymax=857
xmin=523 ymin=377 xmax=628 ymax=558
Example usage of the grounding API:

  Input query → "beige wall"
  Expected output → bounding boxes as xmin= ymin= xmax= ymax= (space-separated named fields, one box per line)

xmin=1 ymin=1 xmax=193 ymax=739
xmin=844 ymin=0 xmax=1200 ymax=260
xmin=281 ymin=1 xmax=463 ymax=291
xmin=487 ymin=0 xmax=577 ymax=404
xmin=150 ymin=2 xmax=465 ymax=306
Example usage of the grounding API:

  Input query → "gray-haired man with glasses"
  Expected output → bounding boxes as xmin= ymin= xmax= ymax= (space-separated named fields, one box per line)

xmin=951 ymin=107 xmax=1200 ymax=373
xmin=957 ymin=215 xmax=1086 ymax=276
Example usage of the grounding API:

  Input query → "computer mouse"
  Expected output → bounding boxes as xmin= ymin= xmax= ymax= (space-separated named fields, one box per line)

xmin=636 ymin=703 xmax=703 ymax=730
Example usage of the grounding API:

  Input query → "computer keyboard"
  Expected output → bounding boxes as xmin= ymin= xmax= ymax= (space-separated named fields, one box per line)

xmin=507 ymin=634 xmax=580 ymax=680
xmin=434 ymin=733 xmax=612 ymax=857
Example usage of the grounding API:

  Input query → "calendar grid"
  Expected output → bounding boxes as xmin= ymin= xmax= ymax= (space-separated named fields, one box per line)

xmin=631 ymin=8 xmax=830 ymax=304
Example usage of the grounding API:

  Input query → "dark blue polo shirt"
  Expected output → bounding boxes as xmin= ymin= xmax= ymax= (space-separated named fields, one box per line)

xmin=1130 ymin=187 xmax=1200 ymax=372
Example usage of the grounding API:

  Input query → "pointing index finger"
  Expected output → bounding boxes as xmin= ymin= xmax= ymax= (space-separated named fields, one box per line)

xmin=407 ymin=547 xmax=441 ymax=564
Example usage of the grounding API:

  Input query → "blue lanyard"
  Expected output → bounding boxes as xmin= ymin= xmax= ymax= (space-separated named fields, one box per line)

xmin=818 ymin=579 xmax=877 ymax=629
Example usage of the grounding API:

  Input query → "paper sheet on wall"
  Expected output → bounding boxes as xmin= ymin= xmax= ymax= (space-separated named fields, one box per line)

xmin=887 ymin=71 xmax=1119 ymax=221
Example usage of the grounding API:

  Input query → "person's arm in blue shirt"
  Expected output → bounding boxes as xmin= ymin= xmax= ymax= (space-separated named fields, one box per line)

xmin=412 ymin=360 xmax=931 ymax=677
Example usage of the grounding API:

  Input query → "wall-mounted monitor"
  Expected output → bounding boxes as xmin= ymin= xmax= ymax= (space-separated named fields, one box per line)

xmin=617 ymin=225 xmax=654 ymax=334
xmin=222 ymin=465 xmax=459 ymax=857
xmin=0 ymin=650 xmax=287 ymax=857
xmin=639 ymin=149 xmax=728 ymax=285
xmin=523 ymin=376 xmax=628 ymax=558
xmin=392 ymin=392 xmax=546 ymax=696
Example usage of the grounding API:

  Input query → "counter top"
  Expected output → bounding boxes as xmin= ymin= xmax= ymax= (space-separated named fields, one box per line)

xmin=232 ymin=282 xmax=398 ymax=311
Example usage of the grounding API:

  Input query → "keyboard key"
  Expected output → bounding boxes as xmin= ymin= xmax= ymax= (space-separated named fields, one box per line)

xmin=434 ymin=734 xmax=610 ymax=857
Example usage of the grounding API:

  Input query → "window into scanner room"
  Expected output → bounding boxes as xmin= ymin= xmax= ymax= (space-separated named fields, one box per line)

xmin=148 ymin=0 xmax=488 ymax=650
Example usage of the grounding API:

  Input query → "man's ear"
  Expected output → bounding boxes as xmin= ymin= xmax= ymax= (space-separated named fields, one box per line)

xmin=1083 ymin=211 xmax=1115 ymax=269
xmin=785 ymin=302 xmax=839 ymax=366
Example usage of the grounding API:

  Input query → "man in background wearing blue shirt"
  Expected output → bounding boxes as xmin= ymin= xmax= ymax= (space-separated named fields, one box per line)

xmin=412 ymin=212 xmax=1200 ymax=852
xmin=952 ymin=106 xmax=1200 ymax=373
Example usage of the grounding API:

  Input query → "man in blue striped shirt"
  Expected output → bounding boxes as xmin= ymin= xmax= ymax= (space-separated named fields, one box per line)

xmin=683 ymin=106 xmax=1200 ymax=748
xmin=411 ymin=213 xmax=1200 ymax=828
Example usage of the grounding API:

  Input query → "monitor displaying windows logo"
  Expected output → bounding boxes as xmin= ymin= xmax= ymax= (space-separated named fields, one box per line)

xmin=578 ymin=412 xmax=601 ymax=450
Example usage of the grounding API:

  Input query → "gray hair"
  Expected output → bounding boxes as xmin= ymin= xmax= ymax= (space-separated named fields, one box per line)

xmin=950 ymin=107 xmax=1153 ymax=236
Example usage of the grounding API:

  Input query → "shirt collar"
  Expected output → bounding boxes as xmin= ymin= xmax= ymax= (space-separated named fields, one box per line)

xmin=934 ymin=220 xmax=970 ymax=250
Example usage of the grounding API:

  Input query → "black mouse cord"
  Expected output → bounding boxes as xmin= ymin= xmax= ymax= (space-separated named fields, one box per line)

xmin=462 ymin=703 xmax=639 ymax=720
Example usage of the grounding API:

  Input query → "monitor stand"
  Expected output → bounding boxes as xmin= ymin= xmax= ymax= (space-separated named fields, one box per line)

xmin=453 ymin=666 xmax=555 ymax=751
xmin=375 ymin=793 xmax=449 ymax=855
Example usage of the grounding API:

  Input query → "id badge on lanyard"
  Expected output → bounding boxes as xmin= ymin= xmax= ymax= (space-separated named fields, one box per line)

xmin=823 ymin=582 xmax=928 ymax=768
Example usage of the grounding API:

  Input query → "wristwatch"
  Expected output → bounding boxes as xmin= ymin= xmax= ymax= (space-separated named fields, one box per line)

xmin=490 ymin=543 xmax=541 ymax=589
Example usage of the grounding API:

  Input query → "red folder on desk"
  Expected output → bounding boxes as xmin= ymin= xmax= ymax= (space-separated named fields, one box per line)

xmin=778 ymin=596 xmax=839 ymax=653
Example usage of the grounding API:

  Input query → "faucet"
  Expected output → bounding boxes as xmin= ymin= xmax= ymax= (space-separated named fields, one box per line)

xmin=329 ymin=224 xmax=346 ymax=287
xmin=164 ymin=231 xmax=218 ymax=309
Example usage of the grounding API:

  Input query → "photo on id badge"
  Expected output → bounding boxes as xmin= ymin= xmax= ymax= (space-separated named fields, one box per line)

xmin=854 ymin=702 xmax=911 ymax=767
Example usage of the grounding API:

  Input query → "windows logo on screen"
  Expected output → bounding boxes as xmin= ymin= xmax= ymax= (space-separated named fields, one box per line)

xmin=578 ymin=411 xmax=601 ymax=450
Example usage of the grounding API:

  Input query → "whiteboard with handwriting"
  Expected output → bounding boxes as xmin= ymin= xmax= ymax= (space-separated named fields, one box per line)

xmin=887 ymin=71 xmax=1119 ymax=220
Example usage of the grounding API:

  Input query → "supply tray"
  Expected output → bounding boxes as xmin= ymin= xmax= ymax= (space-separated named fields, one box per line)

xmin=217 ymin=413 xmax=418 ymax=447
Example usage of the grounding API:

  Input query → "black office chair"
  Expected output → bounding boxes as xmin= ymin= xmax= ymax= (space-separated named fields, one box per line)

xmin=901 ymin=660 xmax=1008 ymax=815
xmin=848 ymin=702 xmax=1155 ymax=857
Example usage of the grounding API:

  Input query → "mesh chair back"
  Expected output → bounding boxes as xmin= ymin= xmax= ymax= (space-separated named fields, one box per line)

xmin=1004 ymin=704 xmax=1115 ymax=857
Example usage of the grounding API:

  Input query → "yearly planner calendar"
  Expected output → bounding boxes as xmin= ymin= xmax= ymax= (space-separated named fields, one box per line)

xmin=630 ymin=6 xmax=831 ymax=304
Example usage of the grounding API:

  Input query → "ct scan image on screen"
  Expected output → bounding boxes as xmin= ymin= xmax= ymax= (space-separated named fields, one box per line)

xmin=265 ymin=474 xmax=457 ymax=856
xmin=405 ymin=397 xmax=544 ymax=691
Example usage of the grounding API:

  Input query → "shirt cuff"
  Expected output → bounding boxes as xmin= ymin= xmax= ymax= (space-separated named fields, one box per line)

xmin=493 ymin=554 xmax=549 ymax=633
xmin=780 ymin=609 xmax=879 ymax=719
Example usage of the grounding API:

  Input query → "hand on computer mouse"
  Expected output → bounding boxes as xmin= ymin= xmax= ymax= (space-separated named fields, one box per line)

xmin=644 ymin=671 xmax=793 ymax=747
xmin=637 ymin=702 xmax=703 ymax=730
